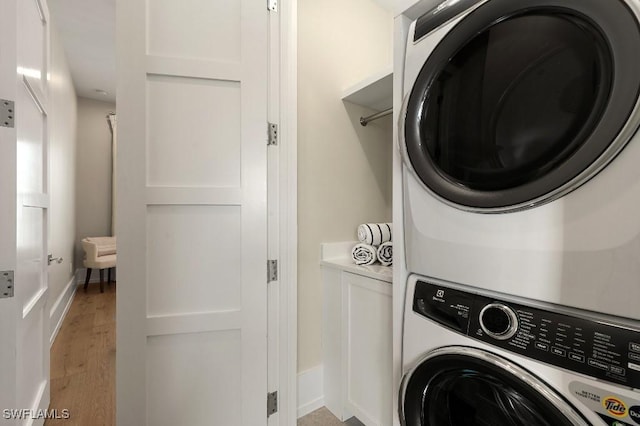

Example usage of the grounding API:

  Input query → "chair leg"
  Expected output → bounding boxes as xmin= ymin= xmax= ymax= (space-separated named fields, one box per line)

xmin=99 ymin=269 xmax=104 ymax=293
xmin=107 ymin=268 xmax=112 ymax=285
xmin=84 ymin=268 xmax=92 ymax=291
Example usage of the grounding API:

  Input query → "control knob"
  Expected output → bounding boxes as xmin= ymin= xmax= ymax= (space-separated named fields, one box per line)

xmin=479 ymin=303 xmax=519 ymax=340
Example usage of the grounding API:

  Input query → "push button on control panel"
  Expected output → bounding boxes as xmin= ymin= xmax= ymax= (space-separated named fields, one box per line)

xmin=630 ymin=342 xmax=640 ymax=353
xmin=535 ymin=342 xmax=549 ymax=351
xmin=551 ymin=347 xmax=566 ymax=357
xmin=589 ymin=358 xmax=609 ymax=371
xmin=569 ymin=352 xmax=585 ymax=363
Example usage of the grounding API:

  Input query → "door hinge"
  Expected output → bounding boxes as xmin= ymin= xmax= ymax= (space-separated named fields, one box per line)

xmin=267 ymin=259 xmax=278 ymax=283
xmin=1 ymin=99 xmax=15 ymax=128
xmin=267 ymin=391 xmax=278 ymax=417
xmin=267 ymin=0 xmax=278 ymax=12
xmin=268 ymin=122 xmax=278 ymax=146
xmin=0 ymin=271 xmax=14 ymax=298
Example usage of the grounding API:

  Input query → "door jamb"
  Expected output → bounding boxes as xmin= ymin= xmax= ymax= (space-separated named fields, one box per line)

xmin=271 ymin=0 xmax=298 ymax=424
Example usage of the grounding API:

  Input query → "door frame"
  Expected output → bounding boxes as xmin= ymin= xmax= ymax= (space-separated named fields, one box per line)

xmin=278 ymin=1 xmax=298 ymax=424
xmin=0 ymin=0 xmax=19 ymax=413
xmin=263 ymin=1 xmax=300 ymax=423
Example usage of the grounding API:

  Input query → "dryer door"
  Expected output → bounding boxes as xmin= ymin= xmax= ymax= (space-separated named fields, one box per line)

xmin=402 ymin=0 xmax=640 ymax=212
xmin=400 ymin=347 xmax=589 ymax=426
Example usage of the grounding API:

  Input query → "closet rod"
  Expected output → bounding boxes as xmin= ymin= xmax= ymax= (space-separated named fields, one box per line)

xmin=360 ymin=107 xmax=392 ymax=126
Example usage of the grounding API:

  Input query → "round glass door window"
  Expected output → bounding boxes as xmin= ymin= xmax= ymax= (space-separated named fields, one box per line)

xmin=401 ymin=349 xmax=589 ymax=425
xmin=404 ymin=0 xmax=640 ymax=211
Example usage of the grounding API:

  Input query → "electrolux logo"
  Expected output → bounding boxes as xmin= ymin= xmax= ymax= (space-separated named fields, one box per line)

xmin=603 ymin=396 xmax=627 ymax=418
xmin=436 ymin=290 xmax=444 ymax=298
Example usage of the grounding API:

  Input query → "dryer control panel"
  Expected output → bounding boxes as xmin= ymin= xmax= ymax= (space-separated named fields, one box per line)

xmin=413 ymin=280 xmax=640 ymax=389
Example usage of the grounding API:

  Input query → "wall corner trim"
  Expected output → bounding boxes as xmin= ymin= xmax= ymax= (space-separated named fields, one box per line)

xmin=297 ymin=364 xmax=324 ymax=419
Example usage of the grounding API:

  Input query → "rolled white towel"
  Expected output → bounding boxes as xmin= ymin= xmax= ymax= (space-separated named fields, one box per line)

xmin=357 ymin=223 xmax=392 ymax=246
xmin=377 ymin=242 xmax=393 ymax=266
xmin=352 ymin=243 xmax=377 ymax=266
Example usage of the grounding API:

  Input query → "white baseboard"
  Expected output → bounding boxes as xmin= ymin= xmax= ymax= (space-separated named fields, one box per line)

xmin=75 ymin=267 xmax=116 ymax=285
xmin=297 ymin=365 xmax=324 ymax=418
xmin=49 ymin=274 xmax=77 ymax=346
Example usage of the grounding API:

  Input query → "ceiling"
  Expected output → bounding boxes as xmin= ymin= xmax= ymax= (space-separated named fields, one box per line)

xmin=47 ymin=0 xmax=395 ymax=106
xmin=48 ymin=0 xmax=116 ymax=103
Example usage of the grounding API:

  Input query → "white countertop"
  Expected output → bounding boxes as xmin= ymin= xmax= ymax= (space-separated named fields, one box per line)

xmin=320 ymin=241 xmax=392 ymax=283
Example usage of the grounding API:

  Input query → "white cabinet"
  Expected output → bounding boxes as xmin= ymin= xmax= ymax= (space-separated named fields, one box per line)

xmin=322 ymin=257 xmax=392 ymax=426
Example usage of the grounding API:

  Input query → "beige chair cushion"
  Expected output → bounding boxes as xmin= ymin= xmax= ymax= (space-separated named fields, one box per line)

xmin=82 ymin=236 xmax=117 ymax=269
xmin=97 ymin=244 xmax=116 ymax=256
xmin=86 ymin=236 xmax=116 ymax=255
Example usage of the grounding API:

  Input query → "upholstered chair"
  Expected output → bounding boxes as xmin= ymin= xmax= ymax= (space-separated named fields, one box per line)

xmin=81 ymin=236 xmax=116 ymax=293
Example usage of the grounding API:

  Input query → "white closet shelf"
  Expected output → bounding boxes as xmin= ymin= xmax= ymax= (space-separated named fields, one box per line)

xmin=342 ymin=66 xmax=393 ymax=112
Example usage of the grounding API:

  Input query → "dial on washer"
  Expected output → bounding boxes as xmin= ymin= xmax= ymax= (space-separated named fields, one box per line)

xmin=480 ymin=303 xmax=519 ymax=340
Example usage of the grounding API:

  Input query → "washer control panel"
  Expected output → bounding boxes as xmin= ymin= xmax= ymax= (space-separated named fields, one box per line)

xmin=413 ymin=280 xmax=640 ymax=389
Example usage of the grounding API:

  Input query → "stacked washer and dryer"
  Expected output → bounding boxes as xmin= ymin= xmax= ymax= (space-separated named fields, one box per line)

xmin=396 ymin=0 xmax=640 ymax=424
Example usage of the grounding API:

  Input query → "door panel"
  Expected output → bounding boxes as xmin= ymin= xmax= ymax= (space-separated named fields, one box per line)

xmin=117 ymin=0 xmax=268 ymax=424
xmin=17 ymin=87 xmax=45 ymax=194
xmin=17 ymin=0 xmax=45 ymax=94
xmin=17 ymin=308 xmax=45 ymax=414
xmin=0 ymin=0 xmax=50 ymax=423
xmin=146 ymin=205 xmax=242 ymax=315
xmin=17 ymin=207 xmax=44 ymax=305
xmin=146 ymin=75 xmax=241 ymax=187
xmin=146 ymin=0 xmax=241 ymax=61
xmin=146 ymin=330 xmax=242 ymax=425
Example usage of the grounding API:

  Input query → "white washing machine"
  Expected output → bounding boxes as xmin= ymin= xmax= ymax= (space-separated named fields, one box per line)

xmin=400 ymin=275 xmax=640 ymax=425
xmin=398 ymin=0 xmax=640 ymax=320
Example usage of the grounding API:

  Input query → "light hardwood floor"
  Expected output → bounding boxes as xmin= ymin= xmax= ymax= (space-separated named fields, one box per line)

xmin=46 ymin=282 xmax=116 ymax=426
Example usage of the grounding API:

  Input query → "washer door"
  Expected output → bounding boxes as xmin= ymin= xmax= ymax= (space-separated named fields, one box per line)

xmin=403 ymin=0 xmax=640 ymax=212
xmin=400 ymin=347 xmax=590 ymax=426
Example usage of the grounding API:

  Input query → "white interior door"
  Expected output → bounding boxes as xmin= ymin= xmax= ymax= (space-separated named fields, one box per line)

xmin=116 ymin=1 xmax=269 ymax=425
xmin=0 ymin=0 xmax=51 ymax=424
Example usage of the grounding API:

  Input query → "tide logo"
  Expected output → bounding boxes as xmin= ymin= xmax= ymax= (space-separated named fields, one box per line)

xmin=603 ymin=396 xmax=628 ymax=418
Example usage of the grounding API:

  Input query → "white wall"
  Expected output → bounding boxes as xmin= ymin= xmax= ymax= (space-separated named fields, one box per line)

xmin=48 ymin=21 xmax=78 ymax=339
xmin=75 ymin=97 xmax=115 ymax=268
xmin=298 ymin=0 xmax=393 ymax=372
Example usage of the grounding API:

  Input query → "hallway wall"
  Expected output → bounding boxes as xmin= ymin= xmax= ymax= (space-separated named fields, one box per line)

xmin=75 ymin=97 xmax=115 ymax=269
xmin=48 ymin=20 xmax=78 ymax=340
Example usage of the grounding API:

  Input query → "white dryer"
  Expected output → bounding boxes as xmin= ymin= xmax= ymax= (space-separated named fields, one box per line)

xmin=398 ymin=0 xmax=640 ymax=320
xmin=400 ymin=275 xmax=640 ymax=425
